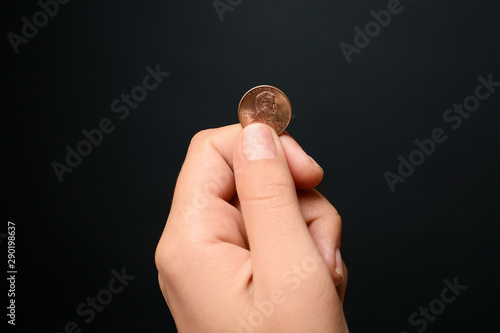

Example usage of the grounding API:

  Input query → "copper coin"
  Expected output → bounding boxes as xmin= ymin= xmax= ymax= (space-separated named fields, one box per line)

xmin=238 ymin=85 xmax=292 ymax=135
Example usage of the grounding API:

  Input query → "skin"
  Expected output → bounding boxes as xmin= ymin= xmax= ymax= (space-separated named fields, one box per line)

xmin=155 ymin=123 xmax=348 ymax=333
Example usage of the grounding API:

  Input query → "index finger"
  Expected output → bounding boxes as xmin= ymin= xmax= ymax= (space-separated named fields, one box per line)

xmin=172 ymin=124 xmax=241 ymax=214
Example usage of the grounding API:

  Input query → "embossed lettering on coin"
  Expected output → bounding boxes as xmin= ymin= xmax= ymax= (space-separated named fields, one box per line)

xmin=238 ymin=85 xmax=292 ymax=135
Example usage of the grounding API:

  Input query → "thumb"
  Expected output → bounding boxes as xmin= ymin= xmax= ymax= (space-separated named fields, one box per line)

xmin=233 ymin=123 xmax=327 ymax=294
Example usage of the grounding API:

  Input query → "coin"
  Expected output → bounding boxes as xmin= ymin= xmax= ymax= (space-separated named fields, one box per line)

xmin=238 ymin=85 xmax=292 ymax=135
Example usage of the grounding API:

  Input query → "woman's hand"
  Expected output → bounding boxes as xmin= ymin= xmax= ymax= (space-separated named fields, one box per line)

xmin=155 ymin=123 xmax=348 ymax=332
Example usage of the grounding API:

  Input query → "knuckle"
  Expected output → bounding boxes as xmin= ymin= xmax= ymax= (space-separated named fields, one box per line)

xmin=186 ymin=129 xmax=218 ymax=161
xmin=155 ymin=230 xmax=182 ymax=278
xmin=154 ymin=242 xmax=167 ymax=273
xmin=189 ymin=128 xmax=214 ymax=148
xmin=245 ymin=181 xmax=296 ymax=209
xmin=154 ymin=238 xmax=171 ymax=273
xmin=328 ymin=204 xmax=341 ymax=223
xmin=314 ymin=192 xmax=341 ymax=226
xmin=317 ymin=204 xmax=342 ymax=234
xmin=155 ymin=222 xmax=206 ymax=282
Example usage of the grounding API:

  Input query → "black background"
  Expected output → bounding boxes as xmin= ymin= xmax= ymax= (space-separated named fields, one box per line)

xmin=4 ymin=0 xmax=499 ymax=332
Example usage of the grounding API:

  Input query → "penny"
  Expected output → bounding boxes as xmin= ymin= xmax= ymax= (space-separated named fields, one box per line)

xmin=238 ymin=85 xmax=292 ymax=135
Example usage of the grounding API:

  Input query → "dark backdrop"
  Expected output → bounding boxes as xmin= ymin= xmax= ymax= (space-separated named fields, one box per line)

xmin=4 ymin=0 xmax=499 ymax=332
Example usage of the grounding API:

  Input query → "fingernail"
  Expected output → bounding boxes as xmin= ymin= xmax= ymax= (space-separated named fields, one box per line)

xmin=334 ymin=248 xmax=344 ymax=285
xmin=309 ymin=155 xmax=322 ymax=170
xmin=242 ymin=124 xmax=277 ymax=161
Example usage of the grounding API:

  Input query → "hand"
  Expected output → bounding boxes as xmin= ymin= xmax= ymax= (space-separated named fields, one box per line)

xmin=155 ymin=123 xmax=348 ymax=332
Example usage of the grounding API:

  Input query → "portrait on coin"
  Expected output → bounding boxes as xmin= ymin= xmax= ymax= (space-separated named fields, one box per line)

xmin=251 ymin=91 xmax=277 ymax=126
